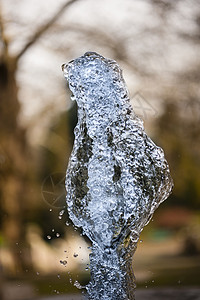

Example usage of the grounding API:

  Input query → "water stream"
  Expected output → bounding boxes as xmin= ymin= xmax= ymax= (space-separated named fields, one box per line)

xmin=62 ymin=52 xmax=173 ymax=299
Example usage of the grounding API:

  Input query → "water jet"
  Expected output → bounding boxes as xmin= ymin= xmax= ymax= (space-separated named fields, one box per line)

xmin=62 ymin=52 xmax=173 ymax=299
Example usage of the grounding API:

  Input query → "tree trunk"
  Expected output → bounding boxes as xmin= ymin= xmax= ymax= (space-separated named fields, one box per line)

xmin=0 ymin=56 xmax=32 ymax=274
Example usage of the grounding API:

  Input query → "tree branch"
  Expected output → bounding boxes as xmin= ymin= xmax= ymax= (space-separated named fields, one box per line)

xmin=16 ymin=0 xmax=80 ymax=61
xmin=51 ymin=23 xmax=153 ymax=76
xmin=0 ymin=2 xmax=9 ymax=59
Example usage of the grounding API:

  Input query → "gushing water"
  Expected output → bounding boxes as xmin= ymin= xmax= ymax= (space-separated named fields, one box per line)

xmin=62 ymin=52 xmax=173 ymax=299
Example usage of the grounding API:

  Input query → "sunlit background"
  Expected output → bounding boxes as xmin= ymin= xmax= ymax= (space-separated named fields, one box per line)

xmin=0 ymin=0 xmax=200 ymax=299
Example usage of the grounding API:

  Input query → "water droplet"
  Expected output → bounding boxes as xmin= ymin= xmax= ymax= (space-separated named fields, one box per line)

xmin=73 ymin=253 xmax=78 ymax=258
xmin=59 ymin=210 xmax=65 ymax=219
xmin=56 ymin=233 xmax=60 ymax=238
xmin=66 ymin=221 xmax=70 ymax=226
xmin=47 ymin=235 xmax=51 ymax=240
xmin=52 ymin=229 xmax=55 ymax=232
xmin=60 ymin=260 xmax=67 ymax=266
xmin=74 ymin=280 xmax=83 ymax=289
xmin=49 ymin=209 xmax=52 ymax=212
xmin=140 ymin=240 xmax=143 ymax=243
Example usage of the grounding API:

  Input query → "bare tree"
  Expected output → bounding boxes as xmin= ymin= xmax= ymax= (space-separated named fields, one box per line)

xmin=0 ymin=0 xmax=80 ymax=274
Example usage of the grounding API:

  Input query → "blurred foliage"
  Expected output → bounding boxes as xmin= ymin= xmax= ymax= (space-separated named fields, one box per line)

xmin=38 ymin=102 xmax=77 ymax=179
xmin=154 ymin=99 xmax=200 ymax=208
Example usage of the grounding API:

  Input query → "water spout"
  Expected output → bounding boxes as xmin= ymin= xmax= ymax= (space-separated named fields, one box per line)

xmin=62 ymin=52 xmax=173 ymax=299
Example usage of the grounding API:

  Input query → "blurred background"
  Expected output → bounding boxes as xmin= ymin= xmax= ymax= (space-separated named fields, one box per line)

xmin=0 ymin=0 xmax=200 ymax=299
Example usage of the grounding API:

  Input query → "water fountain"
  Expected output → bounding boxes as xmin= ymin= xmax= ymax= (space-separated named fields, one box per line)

xmin=62 ymin=52 xmax=173 ymax=300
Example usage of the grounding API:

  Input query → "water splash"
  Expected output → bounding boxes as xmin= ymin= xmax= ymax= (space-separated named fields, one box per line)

xmin=62 ymin=52 xmax=173 ymax=299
